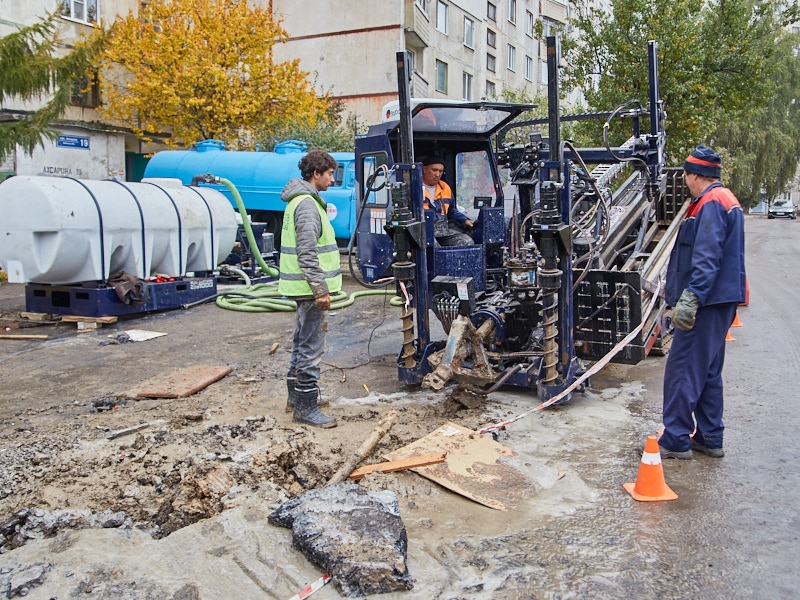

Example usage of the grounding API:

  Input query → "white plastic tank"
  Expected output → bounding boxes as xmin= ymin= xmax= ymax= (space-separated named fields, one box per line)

xmin=0 ymin=176 xmax=237 ymax=284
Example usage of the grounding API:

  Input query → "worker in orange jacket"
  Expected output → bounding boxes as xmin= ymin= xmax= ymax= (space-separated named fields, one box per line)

xmin=421 ymin=156 xmax=474 ymax=247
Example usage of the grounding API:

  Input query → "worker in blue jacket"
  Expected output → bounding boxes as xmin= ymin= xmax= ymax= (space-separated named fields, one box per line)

xmin=658 ymin=145 xmax=746 ymax=459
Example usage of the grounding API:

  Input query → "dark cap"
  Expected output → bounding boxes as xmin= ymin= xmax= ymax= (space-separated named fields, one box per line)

xmin=684 ymin=145 xmax=722 ymax=179
xmin=421 ymin=155 xmax=445 ymax=167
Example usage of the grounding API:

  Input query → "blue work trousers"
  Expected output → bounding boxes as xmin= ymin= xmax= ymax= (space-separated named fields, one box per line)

xmin=287 ymin=299 xmax=326 ymax=391
xmin=660 ymin=302 xmax=737 ymax=452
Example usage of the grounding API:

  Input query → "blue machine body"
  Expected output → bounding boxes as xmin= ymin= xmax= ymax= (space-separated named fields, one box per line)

xmin=143 ymin=140 xmax=357 ymax=243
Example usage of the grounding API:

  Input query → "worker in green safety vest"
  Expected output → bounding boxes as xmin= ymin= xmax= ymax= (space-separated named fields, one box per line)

xmin=278 ymin=150 xmax=342 ymax=428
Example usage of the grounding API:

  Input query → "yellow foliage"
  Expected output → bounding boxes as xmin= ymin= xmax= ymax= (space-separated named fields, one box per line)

xmin=95 ymin=0 xmax=329 ymax=147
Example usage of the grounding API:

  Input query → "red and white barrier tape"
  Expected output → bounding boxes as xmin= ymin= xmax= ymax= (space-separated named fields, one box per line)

xmin=287 ymin=574 xmax=331 ymax=600
xmin=477 ymin=280 xmax=663 ymax=435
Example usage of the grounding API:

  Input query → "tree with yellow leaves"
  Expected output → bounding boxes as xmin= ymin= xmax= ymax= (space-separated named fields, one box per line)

xmin=97 ymin=0 xmax=329 ymax=148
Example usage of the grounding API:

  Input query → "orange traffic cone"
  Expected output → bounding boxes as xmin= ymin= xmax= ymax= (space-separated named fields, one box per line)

xmin=725 ymin=329 xmax=736 ymax=342
xmin=731 ymin=311 xmax=743 ymax=327
xmin=624 ymin=436 xmax=678 ymax=502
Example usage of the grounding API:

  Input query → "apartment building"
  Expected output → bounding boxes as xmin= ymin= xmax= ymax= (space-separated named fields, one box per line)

xmin=271 ymin=0 xmax=570 ymax=125
xmin=0 ymin=0 xmax=154 ymax=181
xmin=0 ymin=0 xmax=572 ymax=180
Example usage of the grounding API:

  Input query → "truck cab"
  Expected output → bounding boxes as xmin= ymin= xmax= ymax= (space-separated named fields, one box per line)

xmin=355 ymin=101 xmax=533 ymax=289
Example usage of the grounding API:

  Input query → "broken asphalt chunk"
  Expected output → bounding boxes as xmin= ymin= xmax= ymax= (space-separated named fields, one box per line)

xmin=268 ymin=482 xmax=413 ymax=597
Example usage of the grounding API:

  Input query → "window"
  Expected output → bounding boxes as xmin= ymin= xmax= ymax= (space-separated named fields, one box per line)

xmin=435 ymin=59 xmax=448 ymax=93
xmin=60 ymin=0 xmax=98 ymax=24
xmin=525 ymin=55 xmax=534 ymax=81
xmin=464 ymin=17 xmax=475 ymax=48
xmin=487 ymin=29 xmax=496 ymax=48
xmin=525 ymin=10 xmax=534 ymax=37
xmin=485 ymin=80 xmax=496 ymax=99
xmin=487 ymin=53 xmax=496 ymax=72
xmin=462 ymin=72 xmax=473 ymax=101
xmin=416 ymin=0 xmax=429 ymax=14
xmin=507 ymin=44 xmax=516 ymax=71
xmin=456 ymin=150 xmax=497 ymax=213
xmin=539 ymin=59 xmax=548 ymax=84
xmin=507 ymin=0 xmax=516 ymax=24
xmin=487 ymin=1 xmax=496 ymax=21
xmin=71 ymin=74 xmax=100 ymax=108
xmin=436 ymin=1 xmax=449 ymax=34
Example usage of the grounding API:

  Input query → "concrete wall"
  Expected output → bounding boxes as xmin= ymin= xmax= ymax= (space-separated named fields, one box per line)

xmin=14 ymin=127 xmax=125 ymax=180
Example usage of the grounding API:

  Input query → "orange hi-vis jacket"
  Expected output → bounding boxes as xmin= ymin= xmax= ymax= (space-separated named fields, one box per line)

xmin=423 ymin=180 xmax=469 ymax=226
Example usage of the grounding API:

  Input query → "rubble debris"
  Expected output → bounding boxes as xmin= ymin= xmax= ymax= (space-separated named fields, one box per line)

xmin=2 ymin=561 xmax=50 ymax=598
xmin=268 ymin=482 xmax=413 ymax=597
xmin=92 ymin=396 xmax=128 ymax=412
xmin=0 ymin=508 xmax=128 ymax=553
xmin=107 ymin=422 xmax=158 ymax=440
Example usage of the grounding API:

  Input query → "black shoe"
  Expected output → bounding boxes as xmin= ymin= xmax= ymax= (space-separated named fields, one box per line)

xmin=293 ymin=387 xmax=337 ymax=428
xmin=659 ymin=444 xmax=692 ymax=460
xmin=639 ymin=440 xmax=692 ymax=460
xmin=691 ymin=439 xmax=724 ymax=457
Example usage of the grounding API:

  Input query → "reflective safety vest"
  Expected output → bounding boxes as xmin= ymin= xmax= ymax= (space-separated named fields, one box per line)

xmin=278 ymin=194 xmax=342 ymax=297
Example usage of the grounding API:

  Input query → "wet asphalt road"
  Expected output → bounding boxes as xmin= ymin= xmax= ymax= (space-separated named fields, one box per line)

xmin=573 ymin=215 xmax=800 ymax=599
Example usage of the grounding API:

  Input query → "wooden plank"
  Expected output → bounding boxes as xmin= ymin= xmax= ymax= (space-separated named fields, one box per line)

xmin=384 ymin=422 xmax=561 ymax=511
xmin=62 ymin=315 xmax=118 ymax=323
xmin=0 ymin=334 xmax=49 ymax=340
xmin=128 ymin=365 xmax=233 ymax=399
xmin=348 ymin=452 xmax=447 ymax=480
xmin=20 ymin=312 xmax=53 ymax=321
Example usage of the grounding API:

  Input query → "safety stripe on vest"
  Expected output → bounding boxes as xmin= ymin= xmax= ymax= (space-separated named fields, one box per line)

xmin=280 ymin=243 xmax=339 ymax=255
xmin=279 ymin=270 xmax=341 ymax=281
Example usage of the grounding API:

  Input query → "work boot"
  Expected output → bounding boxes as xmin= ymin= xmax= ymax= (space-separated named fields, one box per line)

xmin=285 ymin=377 xmax=328 ymax=413
xmin=658 ymin=444 xmax=692 ymax=460
xmin=640 ymin=440 xmax=692 ymax=460
xmin=691 ymin=438 xmax=725 ymax=458
xmin=285 ymin=377 xmax=298 ymax=413
xmin=293 ymin=387 xmax=337 ymax=428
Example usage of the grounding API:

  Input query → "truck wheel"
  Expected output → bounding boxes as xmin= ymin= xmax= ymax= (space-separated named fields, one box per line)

xmin=249 ymin=210 xmax=282 ymax=249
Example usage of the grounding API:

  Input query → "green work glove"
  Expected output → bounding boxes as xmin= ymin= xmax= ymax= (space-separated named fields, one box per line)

xmin=673 ymin=289 xmax=700 ymax=331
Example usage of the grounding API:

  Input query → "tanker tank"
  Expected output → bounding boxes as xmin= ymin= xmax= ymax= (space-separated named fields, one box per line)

xmin=142 ymin=139 xmax=357 ymax=244
xmin=0 ymin=175 xmax=237 ymax=284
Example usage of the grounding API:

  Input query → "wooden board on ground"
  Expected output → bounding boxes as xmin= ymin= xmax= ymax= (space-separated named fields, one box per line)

xmin=385 ymin=422 xmax=542 ymax=511
xmin=348 ymin=452 xmax=447 ymax=480
xmin=61 ymin=315 xmax=119 ymax=323
xmin=20 ymin=312 xmax=53 ymax=321
xmin=124 ymin=365 xmax=232 ymax=399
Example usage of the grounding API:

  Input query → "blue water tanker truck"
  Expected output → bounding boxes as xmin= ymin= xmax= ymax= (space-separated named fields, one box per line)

xmin=142 ymin=139 xmax=356 ymax=246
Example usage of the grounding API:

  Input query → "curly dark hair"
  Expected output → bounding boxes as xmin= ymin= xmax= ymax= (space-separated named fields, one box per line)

xmin=298 ymin=150 xmax=338 ymax=181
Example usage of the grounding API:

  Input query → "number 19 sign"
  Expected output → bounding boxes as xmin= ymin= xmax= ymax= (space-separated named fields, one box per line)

xmin=56 ymin=135 xmax=90 ymax=150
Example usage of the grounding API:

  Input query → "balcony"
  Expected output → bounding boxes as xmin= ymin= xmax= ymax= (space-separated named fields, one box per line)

xmin=404 ymin=2 xmax=431 ymax=48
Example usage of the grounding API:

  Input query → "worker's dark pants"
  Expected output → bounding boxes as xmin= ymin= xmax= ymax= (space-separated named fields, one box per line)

xmin=287 ymin=299 xmax=326 ymax=392
xmin=660 ymin=302 xmax=737 ymax=452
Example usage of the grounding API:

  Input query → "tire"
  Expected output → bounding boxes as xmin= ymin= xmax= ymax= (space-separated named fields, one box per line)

xmin=249 ymin=210 xmax=283 ymax=249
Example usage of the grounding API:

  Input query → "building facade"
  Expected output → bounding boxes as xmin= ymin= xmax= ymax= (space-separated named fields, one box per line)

xmin=271 ymin=0 xmax=570 ymax=125
xmin=0 ymin=0 xmax=151 ymax=181
xmin=1 ymin=0 xmax=572 ymax=180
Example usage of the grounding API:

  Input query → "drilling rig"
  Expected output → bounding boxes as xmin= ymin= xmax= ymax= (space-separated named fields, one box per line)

xmin=353 ymin=37 xmax=689 ymax=402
